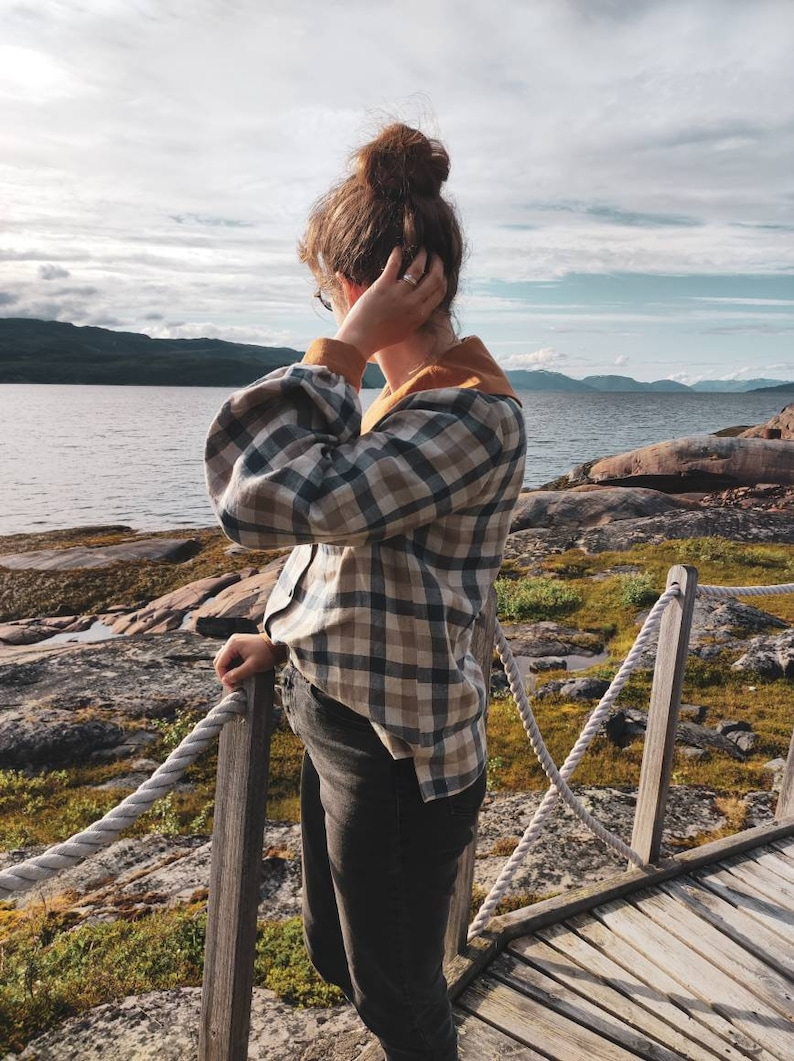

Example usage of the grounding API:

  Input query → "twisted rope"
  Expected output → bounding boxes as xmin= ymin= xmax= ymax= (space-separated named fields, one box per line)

xmin=0 ymin=690 xmax=247 ymax=900
xmin=468 ymin=584 xmax=680 ymax=938
xmin=698 ymin=582 xmax=794 ymax=598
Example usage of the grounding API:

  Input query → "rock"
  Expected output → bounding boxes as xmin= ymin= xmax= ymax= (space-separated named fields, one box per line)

xmin=580 ymin=507 xmax=794 ymax=553
xmin=0 ymin=615 xmax=97 ymax=646
xmin=731 ymin=629 xmax=794 ymax=678
xmin=535 ymin=677 xmax=611 ymax=701
xmin=0 ymin=632 xmax=223 ymax=718
xmin=500 ymin=621 xmax=604 ymax=659
xmin=629 ymin=596 xmax=788 ymax=669
xmin=740 ymin=401 xmax=794 ymax=440
xmin=12 ymin=987 xmax=365 ymax=1061
xmin=529 ymin=657 xmax=567 ymax=673
xmin=675 ymin=721 xmax=748 ymax=760
xmin=0 ymin=537 xmax=200 ymax=572
xmin=763 ymin=758 xmax=787 ymax=791
xmin=715 ymin=720 xmax=752 ymax=735
xmin=601 ymin=707 xmax=649 ymax=744
xmin=727 ymin=731 xmax=757 ymax=754
xmin=679 ymin=747 xmax=708 ymax=761
xmin=12 ymin=823 xmax=304 ymax=920
xmin=583 ymin=436 xmax=794 ymax=492
xmin=509 ymin=487 xmax=687 ymax=532
xmin=110 ymin=572 xmax=245 ymax=635
xmin=0 ymin=709 xmax=125 ymax=768
xmin=678 ymin=704 xmax=707 ymax=723
xmin=189 ymin=558 xmax=287 ymax=629
xmin=89 ymin=729 xmax=160 ymax=763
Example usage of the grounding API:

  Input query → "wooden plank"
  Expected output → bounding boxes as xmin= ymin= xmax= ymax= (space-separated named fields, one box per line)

xmin=489 ymin=820 xmax=794 ymax=945
xmin=459 ymin=975 xmax=647 ymax=1061
xmin=445 ymin=588 xmax=497 ymax=964
xmin=769 ymin=838 xmax=794 ymax=863
xmin=446 ymin=933 xmax=503 ymax=1002
xmin=507 ymin=936 xmax=715 ymax=1061
xmin=629 ymin=888 xmax=794 ymax=1020
xmin=747 ymin=847 xmax=794 ymax=887
xmin=199 ymin=672 xmax=275 ymax=1061
xmin=715 ymin=856 xmax=794 ymax=909
xmin=454 ymin=1010 xmax=549 ymax=1059
xmin=568 ymin=913 xmax=780 ymax=1061
xmin=594 ymin=898 xmax=794 ymax=1059
xmin=694 ymin=868 xmax=794 ymax=947
xmin=536 ymin=918 xmax=751 ymax=1061
xmin=631 ymin=564 xmax=699 ymax=866
xmin=775 ymin=727 xmax=794 ymax=822
xmin=661 ymin=877 xmax=794 ymax=981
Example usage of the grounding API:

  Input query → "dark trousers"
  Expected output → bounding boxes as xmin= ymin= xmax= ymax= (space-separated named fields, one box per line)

xmin=281 ymin=665 xmax=485 ymax=1061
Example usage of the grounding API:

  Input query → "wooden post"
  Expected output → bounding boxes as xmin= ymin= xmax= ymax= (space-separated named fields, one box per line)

xmin=775 ymin=727 xmax=794 ymax=822
xmin=631 ymin=565 xmax=698 ymax=866
xmin=444 ymin=588 xmax=498 ymax=965
xmin=199 ymin=671 xmax=275 ymax=1061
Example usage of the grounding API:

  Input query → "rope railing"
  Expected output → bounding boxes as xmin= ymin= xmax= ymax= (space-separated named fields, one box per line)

xmin=468 ymin=586 xmax=679 ymax=936
xmin=698 ymin=582 xmax=794 ymax=598
xmin=0 ymin=689 xmax=247 ymax=900
xmin=468 ymin=574 xmax=794 ymax=937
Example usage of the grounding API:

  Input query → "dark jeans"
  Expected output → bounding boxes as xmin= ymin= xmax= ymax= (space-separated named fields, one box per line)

xmin=281 ymin=664 xmax=485 ymax=1061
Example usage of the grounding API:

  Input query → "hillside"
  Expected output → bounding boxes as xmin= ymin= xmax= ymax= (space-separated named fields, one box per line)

xmin=0 ymin=318 xmax=387 ymax=388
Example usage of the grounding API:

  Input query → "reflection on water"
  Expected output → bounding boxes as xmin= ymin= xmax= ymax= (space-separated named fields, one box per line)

xmin=0 ymin=383 xmax=787 ymax=536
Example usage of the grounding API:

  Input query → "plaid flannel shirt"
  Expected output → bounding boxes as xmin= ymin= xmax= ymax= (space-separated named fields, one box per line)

xmin=205 ymin=336 xmax=526 ymax=800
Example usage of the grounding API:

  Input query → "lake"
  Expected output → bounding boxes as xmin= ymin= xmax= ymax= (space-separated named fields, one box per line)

xmin=0 ymin=384 xmax=789 ymax=537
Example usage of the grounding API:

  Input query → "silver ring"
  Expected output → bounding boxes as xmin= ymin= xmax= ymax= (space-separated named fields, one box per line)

xmin=400 ymin=273 xmax=419 ymax=287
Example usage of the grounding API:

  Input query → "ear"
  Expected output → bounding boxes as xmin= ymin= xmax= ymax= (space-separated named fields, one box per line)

xmin=335 ymin=273 xmax=366 ymax=311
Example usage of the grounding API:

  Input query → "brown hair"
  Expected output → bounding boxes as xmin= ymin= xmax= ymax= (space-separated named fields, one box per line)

xmin=299 ymin=123 xmax=463 ymax=314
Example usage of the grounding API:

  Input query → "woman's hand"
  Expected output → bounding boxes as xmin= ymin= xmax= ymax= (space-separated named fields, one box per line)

xmin=213 ymin=634 xmax=287 ymax=690
xmin=333 ymin=247 xmax=446 ymax=359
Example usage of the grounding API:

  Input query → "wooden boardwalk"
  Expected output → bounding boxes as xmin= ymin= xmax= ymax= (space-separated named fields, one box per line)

xmin=452 ymin=834 xmax=794 ymax=1060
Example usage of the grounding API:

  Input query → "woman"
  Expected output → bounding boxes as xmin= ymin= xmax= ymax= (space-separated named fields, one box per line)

xmin=206 ymin=123 xmax=526 ymax=1061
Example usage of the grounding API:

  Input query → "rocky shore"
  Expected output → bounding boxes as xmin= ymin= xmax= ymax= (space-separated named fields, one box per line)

xmin=1 ymin=403 xmax=793 ymax=1060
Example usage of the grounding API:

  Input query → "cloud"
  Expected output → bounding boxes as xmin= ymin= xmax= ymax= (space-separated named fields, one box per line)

xmin=614 ymin=354 xmax=629 ymax=366
xmin=0 ymin=292 xmax=19 ymax=306
xmin=39 ymin=264 xmax=70 ymax=280
xmin=498 ymin=347 xmax=567 ymax=370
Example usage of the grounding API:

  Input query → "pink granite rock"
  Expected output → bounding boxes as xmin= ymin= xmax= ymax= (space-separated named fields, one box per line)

xmin=740 ymin=401 xmax=794 ymax=440
xmin=110 ymin=572 xmax=245 ymax=635
xmin=0 ymin=537 xmax=199 ymax=571
xmin=188 ymin=557 xmax=287 ymax=627
xmin=586 ymin=435 xmax=794 ymax=492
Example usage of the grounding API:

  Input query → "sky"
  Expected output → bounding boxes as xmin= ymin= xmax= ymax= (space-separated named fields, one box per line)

xmin=1 ymin=0 xmax=793 ymax=383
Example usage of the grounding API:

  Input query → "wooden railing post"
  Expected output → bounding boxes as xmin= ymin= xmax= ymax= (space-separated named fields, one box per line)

xmin=775 ymin=727 xmax=794 ymax=822
xmin=199 ymin=670 xmax=275 ymax=1061
xmin=631 ymin=565 xmax=699 ymax=866
xmin=444 ymin=588 xmax=498 ymax=965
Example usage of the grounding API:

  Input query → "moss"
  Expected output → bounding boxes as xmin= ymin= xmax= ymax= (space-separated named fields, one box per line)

xmin=0 ymin=526 xmax=284 ymax=623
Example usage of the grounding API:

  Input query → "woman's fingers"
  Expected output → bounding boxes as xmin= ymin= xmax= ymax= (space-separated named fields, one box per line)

xmin=401 ymin=247 xmax=428 ymax=282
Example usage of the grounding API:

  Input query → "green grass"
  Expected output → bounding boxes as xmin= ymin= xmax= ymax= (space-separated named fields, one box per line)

xmin=495 ymin=577 xmax=583 ymax=621
xmin=0 ymin=906 xmax=341 ymax=1054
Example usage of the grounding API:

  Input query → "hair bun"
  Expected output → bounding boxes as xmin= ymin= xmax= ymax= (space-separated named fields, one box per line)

xmin=355 ymin=123 xmax=450 ymax=201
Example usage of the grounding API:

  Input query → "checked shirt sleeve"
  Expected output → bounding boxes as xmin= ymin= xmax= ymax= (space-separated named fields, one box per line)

xmin=205 ymin=346 xmax=514 ymax=551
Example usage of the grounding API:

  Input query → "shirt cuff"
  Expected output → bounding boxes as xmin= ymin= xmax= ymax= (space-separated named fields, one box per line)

xmin=302 ymin=338 xmax=368 ymax=391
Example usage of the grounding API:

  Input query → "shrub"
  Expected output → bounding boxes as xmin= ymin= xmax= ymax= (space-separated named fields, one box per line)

xmin=254 ymin=918 xmax=343 ymax=1007
xmin=495 ymin=578 xmax=582 ymax=622
xmin=618 ymin=573 xmax=659 ymax=608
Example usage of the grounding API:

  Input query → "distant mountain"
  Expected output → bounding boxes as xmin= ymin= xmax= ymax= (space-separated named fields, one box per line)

xmin=503 ymin=369 xmax=595 ymax=392
xmin=752 ymin=382 xmax=794 ymax=393
xmin=690 ymin=378 xmax=792 ymax=393
xmin=582 ymin=374 xmax=689 ymax=393
xmin=0 ymin=317 xmax=386 ymax=387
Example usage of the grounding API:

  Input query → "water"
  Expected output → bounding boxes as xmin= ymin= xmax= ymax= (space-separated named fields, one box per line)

xmin=0 ymin=384 xmax=789 ymax=537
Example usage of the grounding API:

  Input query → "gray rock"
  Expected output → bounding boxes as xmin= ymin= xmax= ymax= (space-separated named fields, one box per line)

xmin=0 ymin=537 xmax=200 ymax=572
xmin=731 ymin=629 xmax=794 ymax=678
xmin=0 ymin=709 xmax=125 ymax=768
xmin=0 ymin=632 xmax=223 ymax=717
xmin=727 ymin=731 xmax=757 ymax=753
xmin=535 ymin=677 xmax=610 ymax=702
xmin=715 ymin=719 xmax=753 ymax=735
xmin=510 ymin=487 xmax=686 ymax=532
xmin=680 ymin=747 xmax=708 ymax=761
xmin=529 ymin=657 xmax=567 ymax=673
xmin=679 ymin=704 xmax=707 ymax=723
xmin=11 ymin=987 xmax=365 ymax=1061
xmin=675 ymin=720 xmax=748 ymax=760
